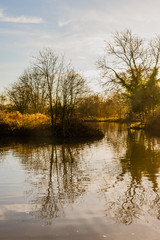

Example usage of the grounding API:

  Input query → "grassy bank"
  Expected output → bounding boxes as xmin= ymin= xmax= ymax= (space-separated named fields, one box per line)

xmin=0 ymin=111 xmax=104 ymax=140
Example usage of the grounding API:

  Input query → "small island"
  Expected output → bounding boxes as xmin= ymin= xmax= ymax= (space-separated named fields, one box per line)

xmin=0 ymin=111 xmax=104 ymax=140
xmin=0 ymin=49 xmax=104 ymax=140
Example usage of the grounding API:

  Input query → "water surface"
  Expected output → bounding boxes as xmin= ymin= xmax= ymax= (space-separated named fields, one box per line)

xmin=1 ymin=123 xmax=160 ymax=240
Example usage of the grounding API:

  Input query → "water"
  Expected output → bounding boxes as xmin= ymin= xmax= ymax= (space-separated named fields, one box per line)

xmin=1 ymin=123 xmax=160 ymax=239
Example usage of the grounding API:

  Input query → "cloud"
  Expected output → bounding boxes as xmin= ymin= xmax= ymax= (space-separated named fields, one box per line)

xmin=58 ymin=19 xmax=73 ymax=27
xmin=0 ymin=9 xmax=44 ymax=24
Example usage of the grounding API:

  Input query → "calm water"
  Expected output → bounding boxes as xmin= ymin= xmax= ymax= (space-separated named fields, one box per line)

xmin=1 ymin=123 xmax=160 ymax=240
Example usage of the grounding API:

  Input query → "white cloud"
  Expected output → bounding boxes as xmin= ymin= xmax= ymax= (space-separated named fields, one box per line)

xmin=0 ymin=9 xmax=44 ymax=24
xmin=58 ymin=19 xmax=73 ymax=27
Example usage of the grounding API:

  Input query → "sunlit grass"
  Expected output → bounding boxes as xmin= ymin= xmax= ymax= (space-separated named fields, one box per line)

xmin=83 ymin=116 xmax=123 ymax=122
xmin=0 ymin=110 xmax=50 ymax=130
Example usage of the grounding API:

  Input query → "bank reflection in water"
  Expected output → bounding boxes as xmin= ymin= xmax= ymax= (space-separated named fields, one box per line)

xmin=101 ymin=126 xmax=160 ymax=225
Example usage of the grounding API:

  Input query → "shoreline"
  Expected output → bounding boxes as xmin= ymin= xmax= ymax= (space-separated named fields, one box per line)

xmin=0 ymin=121 xmax=105 ymax=141
xmin=84 ymin=117 xmax=127 ymax=123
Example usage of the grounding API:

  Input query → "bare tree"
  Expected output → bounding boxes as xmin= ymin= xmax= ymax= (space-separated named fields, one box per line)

xmin=8 ymin=68 xmax=48 ymax=113
xmin=60 ymin=69 xmax=87 ymax=135
xmin=32 ymin=48 xmax=87 ymax=130
xmin=33 ymin=48 xmax=64 ymax=126
xmin=19 ymin=68 xmax=48 ymax=113
xmin=8 ymin=80 xmax=31 ymax=113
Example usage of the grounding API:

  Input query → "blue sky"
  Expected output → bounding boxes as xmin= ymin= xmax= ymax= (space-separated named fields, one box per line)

xmin=1 ymin=0 xmax=160 ymax=92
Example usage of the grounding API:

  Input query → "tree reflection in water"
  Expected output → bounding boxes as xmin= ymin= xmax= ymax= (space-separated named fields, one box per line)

xmin=101 ymin=126 xmax=160 ymax=225
xmin=0 ymin=140 xmax=88 ymax=225
xmin=25 ymin=144 xmax=88 ymax=224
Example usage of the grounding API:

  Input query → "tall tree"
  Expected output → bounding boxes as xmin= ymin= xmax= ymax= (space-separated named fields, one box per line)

xmin=33 ymin=48 xmax=64 ymax=126
xmin=98 ymin=30 xmax=160 ymax=119
xmin=59 ymin=69 xmax=87 ymax=135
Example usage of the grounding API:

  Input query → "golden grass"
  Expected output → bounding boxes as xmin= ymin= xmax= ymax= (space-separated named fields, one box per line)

xmin=0 ymin=110 xmax=50 ymax=130
xmin=83 ymin=116 xmax=121 ymax=122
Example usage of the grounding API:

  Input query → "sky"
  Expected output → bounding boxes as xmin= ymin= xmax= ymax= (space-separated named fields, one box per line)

xmin=1 ymin=0 xmax=160 ymax=93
